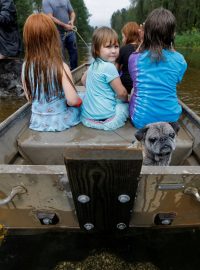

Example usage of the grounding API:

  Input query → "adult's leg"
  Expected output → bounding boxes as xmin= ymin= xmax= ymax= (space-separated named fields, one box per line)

xmin=65 ymin=32 xmax=78 ymax=70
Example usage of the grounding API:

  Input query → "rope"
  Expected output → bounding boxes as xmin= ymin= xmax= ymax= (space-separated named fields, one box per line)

xmin=72 ymin=26 xmax=90 ymax=49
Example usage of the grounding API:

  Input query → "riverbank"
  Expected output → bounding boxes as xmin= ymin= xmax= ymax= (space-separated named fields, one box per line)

xmin=176 ymin=30 xmax=200 ymax=48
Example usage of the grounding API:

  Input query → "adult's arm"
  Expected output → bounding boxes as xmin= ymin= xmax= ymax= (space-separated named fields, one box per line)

xmin=42 ymin=0 xmax=74 ymax=31
xmin=68 ymin=11 xmax=75 ymax=26
xmin=47 ymin=13 xmax=73 ymax=31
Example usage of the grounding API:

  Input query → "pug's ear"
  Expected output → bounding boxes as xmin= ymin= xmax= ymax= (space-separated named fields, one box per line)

xmin=135 ymin=127 xmax=148 ymax=141
xmin=169 ymin=122 xmax=180 ymax=134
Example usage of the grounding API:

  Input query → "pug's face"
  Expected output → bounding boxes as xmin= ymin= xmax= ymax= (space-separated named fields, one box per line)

xmin=135 ymin=122 xmax=180 ymax=165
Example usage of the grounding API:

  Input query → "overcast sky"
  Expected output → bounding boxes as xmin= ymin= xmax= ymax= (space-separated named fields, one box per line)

xmin=84 ymin=0 xmax=131 ymax=27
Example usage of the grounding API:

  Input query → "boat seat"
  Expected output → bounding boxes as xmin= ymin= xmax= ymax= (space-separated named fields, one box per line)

xmin=17 ymin=120 xmax=193 ymax=165
xmin=17 ymin=120 xmax=138 ymax=165
xmin=171 ymin=124 xmax=193 ymax=164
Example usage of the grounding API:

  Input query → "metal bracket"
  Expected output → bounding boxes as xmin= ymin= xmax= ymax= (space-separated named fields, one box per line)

xmin=0 ymin=185 xmax=27 ymax=206
xmin=184 ymin=187 xmax=200 ymax=202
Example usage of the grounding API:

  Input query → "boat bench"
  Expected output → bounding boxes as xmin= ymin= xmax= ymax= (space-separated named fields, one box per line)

xmin=17 ymin=120 xmax=193 ymax=165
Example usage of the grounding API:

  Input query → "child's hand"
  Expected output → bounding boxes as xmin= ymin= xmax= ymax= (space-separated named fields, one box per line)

xmin=66 ymin=97 xmax=82 ymax=107
xmin=73 ymin=97 xmax=82 ymax=107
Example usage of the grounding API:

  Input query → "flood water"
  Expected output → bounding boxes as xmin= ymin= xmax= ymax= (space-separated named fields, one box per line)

xmin=177 ymin=48 xmax=200 ymax=115
xmin=0 ymin=47 xmax=200 ymax=270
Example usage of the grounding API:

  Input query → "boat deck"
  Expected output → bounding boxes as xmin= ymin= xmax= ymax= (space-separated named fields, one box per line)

xmin=1 ymin=63 xmax=200 ymax=233
xmin=17 ymin=120 xmax=193 ymax=165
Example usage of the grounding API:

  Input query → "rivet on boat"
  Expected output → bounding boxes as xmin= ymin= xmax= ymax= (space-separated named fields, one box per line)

xmin=118 ymin=194 xmax=130 ymax=203
xmin=84 ymin=223 xmax=94 ymax=230
xmin=161 ymin=219 xmax=171 ymax=225
xmin=77 ymin=195 xmax=90 ymax=203
xmin=42 ymin=218 xmax=51 ymax=225
xmin=116 ymin=223 xmax=127 ymax=230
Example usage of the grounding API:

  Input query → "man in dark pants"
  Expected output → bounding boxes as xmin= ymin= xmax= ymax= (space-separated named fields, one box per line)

xmin=42 ymin=0 xmax=78 ymax=70
xmin=0 ymin=0 xmax=20 ymax=59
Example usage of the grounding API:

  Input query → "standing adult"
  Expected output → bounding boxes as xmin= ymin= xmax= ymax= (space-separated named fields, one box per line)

xmin=42 ymin=0 xmax=78 ymax=70
xmin=0 ymin=0 xmax=21 ymax=59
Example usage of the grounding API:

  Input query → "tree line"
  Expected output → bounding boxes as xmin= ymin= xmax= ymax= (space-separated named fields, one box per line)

xmin=111 ymin=0 xmax=200 ymax=35
xmin=14 ymin=0 xmax=92 ymax=41
xmin=14 ymin=0 xmax=200 ymax=46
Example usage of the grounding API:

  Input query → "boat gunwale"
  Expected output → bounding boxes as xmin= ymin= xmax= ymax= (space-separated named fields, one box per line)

xmin=0 ymin=102 xmax=31 ymax=135
xmin=1 ymin=164 xmax=200 ymax=174
xmin=180 ymin=99 xmax=200 ymax=128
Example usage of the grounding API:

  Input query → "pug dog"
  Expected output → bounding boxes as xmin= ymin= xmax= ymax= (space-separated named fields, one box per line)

xmin=135 ymin=122 xmax=180 ymax=166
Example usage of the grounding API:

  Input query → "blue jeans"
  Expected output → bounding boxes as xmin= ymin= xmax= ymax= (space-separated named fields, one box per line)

xmin=61 ymin=32 xmax=78 ymax=70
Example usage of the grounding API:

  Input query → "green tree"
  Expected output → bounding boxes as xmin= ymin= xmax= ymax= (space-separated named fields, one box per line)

xmin=111 ymin=6 xmax=137 ymax=38
xmin=111 ymin=0 xmax=200 ymax=34
xmin=71 ymin=0 xmax=92 ymax=41
xmin=14 ymin=0 xmax=33 ymax=34
xmin=32 ymin=0 xmax=42 ymax=12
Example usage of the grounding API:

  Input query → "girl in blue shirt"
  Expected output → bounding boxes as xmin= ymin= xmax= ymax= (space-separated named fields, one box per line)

xmin=81 ymin=27 xmax=128 ymax=131
xmin=129 ymin=8 xmax=187 ymax=129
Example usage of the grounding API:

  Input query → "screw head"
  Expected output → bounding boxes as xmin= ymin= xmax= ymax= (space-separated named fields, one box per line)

xmin=116 ymin=223 xmax=127 ymax=230
xmin=84 ymin=223 xmax=94 ymax=231
xmin=43 ymin=218 xmax=51 ymax=225
xmin=77 ymin=195 xmax=90 ymax=203
xmin=118 ymin=194 xmax=130 ymax=203
xmin=161 ymin=219 xmax=171 ymax=225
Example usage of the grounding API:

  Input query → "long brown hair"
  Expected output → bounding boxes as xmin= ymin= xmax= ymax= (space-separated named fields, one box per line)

xmin=121 ymin=22 xmax=140 ymax=45
xmin=23 ymin=13 xmax=63 ymax=101
xmin=142 ymin=8 xmax=176 ymax=62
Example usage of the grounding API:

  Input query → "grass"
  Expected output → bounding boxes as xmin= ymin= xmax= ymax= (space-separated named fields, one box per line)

xmin=175 ymin=29 xmax=200 ymax=48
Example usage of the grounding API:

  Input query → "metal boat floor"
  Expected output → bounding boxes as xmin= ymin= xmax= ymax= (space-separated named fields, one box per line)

xmin=17 ymin=121 xmax=193 ymax=165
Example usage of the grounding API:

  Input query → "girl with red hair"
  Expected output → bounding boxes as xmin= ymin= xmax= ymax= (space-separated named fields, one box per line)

xmin=116 ymin=22 xmax=141 ymax=94
xmin=22 ymin=13 xmax=81 ymax=131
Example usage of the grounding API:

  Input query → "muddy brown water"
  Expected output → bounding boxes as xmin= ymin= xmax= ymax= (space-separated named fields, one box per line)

xmin=0 ymin=47 xmax=200 ymax=270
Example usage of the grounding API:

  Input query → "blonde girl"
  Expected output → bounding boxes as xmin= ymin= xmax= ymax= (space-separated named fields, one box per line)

xmin=81 ymin=26 xmax=128 ymax=131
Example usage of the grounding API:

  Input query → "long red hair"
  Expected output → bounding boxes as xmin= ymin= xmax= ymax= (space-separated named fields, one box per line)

xmin=23 ymin=13 xmax=63 ymax=101
xmin=122 ymin=22 xmax=140 ymax=45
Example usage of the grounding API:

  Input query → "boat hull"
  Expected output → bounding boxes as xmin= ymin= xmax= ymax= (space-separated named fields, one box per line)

xmin=0 ymin=63 xmax=200 ymax=235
